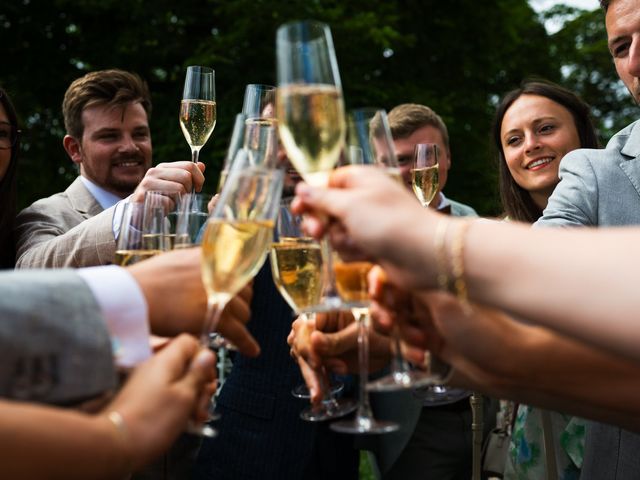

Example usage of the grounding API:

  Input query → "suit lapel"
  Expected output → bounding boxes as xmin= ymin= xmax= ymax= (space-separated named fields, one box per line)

xmin=65 ymin=177 xmax=104 ymax=218
xmin=618 ymin=121 xmax=640 ymax=199
xmin=620 ymin=120 xmax=640 ymax=159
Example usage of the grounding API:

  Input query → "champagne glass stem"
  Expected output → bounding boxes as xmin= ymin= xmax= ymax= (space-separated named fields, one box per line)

xmin=201 ymin=295 xmax=230 ymax=346
xmin=302 ymin=312 xmax=339 ymax=411
xmin=190 ymin=148 xmax=200 ymax=193
xmin=354 ymin=308 xmax=375 ymax=427
xmin=199 ymin=295 xmax=231 ymax=424
xmin=320 ymin=237 xmax=340 ymax=308
xmin=390 ymin=327 xmax=410 ymax=374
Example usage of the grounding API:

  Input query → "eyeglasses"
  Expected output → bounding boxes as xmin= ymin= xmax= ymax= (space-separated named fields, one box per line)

xmin=0 ymin=123 xmax=20 ymax=150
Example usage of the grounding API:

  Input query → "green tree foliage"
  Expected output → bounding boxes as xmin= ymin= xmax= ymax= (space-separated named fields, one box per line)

xmin=1 ymin=0 xmax=630 ymax=215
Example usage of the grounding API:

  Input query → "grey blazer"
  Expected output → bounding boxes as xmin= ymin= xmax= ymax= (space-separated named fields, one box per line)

xmin=14 ymin=176 xmax=117 ymax=268
xmin=0 ymin=269 xmax=116 ymax=404
xmin=537 ymin=119 xmax=640 ymax=479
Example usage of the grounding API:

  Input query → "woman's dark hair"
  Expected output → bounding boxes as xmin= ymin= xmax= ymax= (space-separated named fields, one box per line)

xmin=492 ymin=80 xmax=599 ymax=223
xmin=0 ymin=86 xmax=20 ymax=268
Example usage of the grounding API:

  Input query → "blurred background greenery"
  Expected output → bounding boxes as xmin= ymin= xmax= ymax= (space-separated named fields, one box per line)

xmin=2 ymin=0 xmax=632 ymax=215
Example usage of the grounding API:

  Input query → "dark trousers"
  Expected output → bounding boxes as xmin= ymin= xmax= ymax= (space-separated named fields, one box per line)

xmin=131 ymin=434 xmax=201 ymax=480
xmin=384 ymin=397 xmax=498 ymax=480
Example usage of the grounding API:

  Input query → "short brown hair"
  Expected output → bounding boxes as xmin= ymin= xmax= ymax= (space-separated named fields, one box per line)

xmin=62 ymin=69 xmax=152 ymax=139
xmin=600 ymin=0 xmax=610 ymax=11
xmin=386 ymin=103 xmax=450 ymax=150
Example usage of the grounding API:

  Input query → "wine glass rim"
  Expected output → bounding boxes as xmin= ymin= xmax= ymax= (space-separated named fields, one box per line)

xmin=277 ymin=19 xmax=330 ymax=31
xmin=348 ymin=107 xmax=387 ymax=121
xmin=186 ymin=65 xmax=215 ymax=74
xmin=245 ymin=83 xmax=276 ymax=91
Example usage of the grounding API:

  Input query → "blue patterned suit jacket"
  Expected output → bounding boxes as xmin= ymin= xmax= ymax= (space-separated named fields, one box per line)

xmin=194 ymin=261 xmax=342 ymax=479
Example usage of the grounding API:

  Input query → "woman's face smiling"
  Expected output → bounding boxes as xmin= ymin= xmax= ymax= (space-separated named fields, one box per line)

xmin=500 ymin=94 xmax=582 ymax=209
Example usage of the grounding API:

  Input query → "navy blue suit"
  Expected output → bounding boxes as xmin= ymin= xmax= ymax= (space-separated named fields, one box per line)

xmin=194 ymin=261 xmax=358 ymax=479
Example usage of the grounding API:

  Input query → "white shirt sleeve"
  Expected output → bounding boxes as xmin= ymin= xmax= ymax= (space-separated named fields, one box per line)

xmin=77 ymin=265 xmax=152 ymax=367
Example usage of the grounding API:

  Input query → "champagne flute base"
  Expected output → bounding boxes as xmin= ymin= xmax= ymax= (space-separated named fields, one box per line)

xmin=413 ymin=385 xmax=464 ymax=403
xmin=291 ymin=381 xmax=344 ymax=399
xmin=330 ymin=417 xmax=399 ymax=434
xmin=367 ymin=370 xmax=441 ymax=392
xmin=186 ymin=421 xmax=217 ymax=438
xmin=300 ymin=398 xmax=357 ymax=422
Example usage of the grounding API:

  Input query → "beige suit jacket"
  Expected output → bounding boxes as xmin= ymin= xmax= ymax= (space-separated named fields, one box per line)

xmin=15 ymin=176 xmax=117 ymax=268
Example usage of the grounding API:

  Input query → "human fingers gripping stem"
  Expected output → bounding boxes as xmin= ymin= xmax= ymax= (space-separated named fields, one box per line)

xmin=292 ymin=165 xmax=440 ymax=290
xmin=102 ymin=334 xmax=216 ymax=471
xmin=130 ymin=161 xmax=206 ymax=202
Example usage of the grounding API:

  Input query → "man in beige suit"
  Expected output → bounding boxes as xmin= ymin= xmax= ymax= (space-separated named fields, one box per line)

xmin=15 ymin=69 xmax=205 ymax=268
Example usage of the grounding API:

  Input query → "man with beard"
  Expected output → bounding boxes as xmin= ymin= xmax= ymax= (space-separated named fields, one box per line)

xmin=533 ymin=1 xmax=640 ymax=477
xmin=14 ymin=69 xmax=205 ymax=268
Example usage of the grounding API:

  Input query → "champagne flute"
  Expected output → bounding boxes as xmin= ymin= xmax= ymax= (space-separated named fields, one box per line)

xmin=243 ymin=84 xmax=278 ymax=167
xmin=180 ymin=65 xmax=216 ymax=192
xmin=276 ymin=20 xmax=346 ymax=311
xmin=345 ymin=109 xmax=442 ymax=391
xmin=270 ymin=199 xmax=357 ymax=421
xmin=346 ymin=108 xmax=400 ymax=179
xmin=191 ymin=166 xmax=283 ymax=437
xmin=114 ymin=202 xmax=164 ymax=266
xmin=411 ymin=143 xmax=457 ymax=400
xmin=218 ymin=84 xmax=277 ymax=193
xmin=330 ymin=257 xmax=399 ymax=435
xmin=174 ymin=192 xmax=210 ymax=248
xmin=242 ymin=83 xmax=277 ymax=121
xmin=276 ymin=20 xmax=345 ymax=189
xmin=412 ymin=143 xmax=440 ymax=207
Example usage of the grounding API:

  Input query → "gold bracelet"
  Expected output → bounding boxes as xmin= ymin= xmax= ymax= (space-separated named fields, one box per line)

xmin=107 ymin=410 xmax=128 ymax=438
xmin=106 ymin=411 xmax=133 ymax=474
xmin=450 ymin=221 xmax=472 ymax=313
xmin=433 ymin=218 xmax=450 ymax=291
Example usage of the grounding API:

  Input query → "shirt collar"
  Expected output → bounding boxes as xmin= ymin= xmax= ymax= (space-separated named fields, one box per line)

xmin=79 ymin=176 xmax=123 ymax=209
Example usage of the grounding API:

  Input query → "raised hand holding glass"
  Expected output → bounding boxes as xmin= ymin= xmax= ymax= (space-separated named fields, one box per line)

xmin=180 ymin=66 xmax=216 ymax=192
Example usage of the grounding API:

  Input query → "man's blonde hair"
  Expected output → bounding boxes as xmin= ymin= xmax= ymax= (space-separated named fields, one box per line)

xmin=387 ymin=103 xmax=449 ymax=150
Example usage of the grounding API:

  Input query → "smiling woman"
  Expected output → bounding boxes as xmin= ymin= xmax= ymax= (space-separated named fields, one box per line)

xmin=492 ymin=80 xmax=599 ymax=223
xmin=490 ymin=79 xmax=600 ymax=479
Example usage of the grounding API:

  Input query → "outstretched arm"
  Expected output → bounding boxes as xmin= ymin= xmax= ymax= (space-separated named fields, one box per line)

xmin=293 ymin=166 xmax=640 ymax=363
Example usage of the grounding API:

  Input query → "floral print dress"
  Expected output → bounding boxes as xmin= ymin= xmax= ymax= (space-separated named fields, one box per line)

xmin=503 ymin=405 xmax=585 ymax=480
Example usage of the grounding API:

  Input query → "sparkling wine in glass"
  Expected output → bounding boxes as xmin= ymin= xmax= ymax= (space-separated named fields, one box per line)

xmin=114 ymin=202 xmax=164 ymax=266
xmin=411 ymin=143 xmax=439 ymax=207
xmin=276 ymin=21 xmax=346 ymax=188
xmin=329 ymin=258 xmax=399 ymax=435
xmin=346 ymin=109 xmax=442 ymax=391
xmin=190 ymin=166 xmax=283 ymax=436
xmin=180 ymin=66 xmax=216 ymax=182
xmin=411 ymin=143 xmax=456 ymax=399
xmin=270 ymin=199 xmax=357 ymax=421
xmin=276 ymin=20 xmax=347 ymax=311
